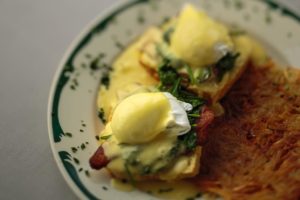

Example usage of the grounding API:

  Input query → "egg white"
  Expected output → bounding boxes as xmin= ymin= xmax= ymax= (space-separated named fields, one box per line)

xmin=163 ymin=92 xmax=192 ymax=136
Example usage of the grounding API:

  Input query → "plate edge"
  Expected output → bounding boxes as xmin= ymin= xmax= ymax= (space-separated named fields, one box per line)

xmin=47 ymin=0 xmax=300 ymax=199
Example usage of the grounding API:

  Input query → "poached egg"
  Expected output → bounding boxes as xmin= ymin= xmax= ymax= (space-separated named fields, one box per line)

xmin=170 ymin=4 xmax=234 ymax=68
xmin=110 ymin=92 xmax=192 ymax=144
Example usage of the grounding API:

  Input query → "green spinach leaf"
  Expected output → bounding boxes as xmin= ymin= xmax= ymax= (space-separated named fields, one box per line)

xmin=215 ymin=52 xmax=240 ymax=81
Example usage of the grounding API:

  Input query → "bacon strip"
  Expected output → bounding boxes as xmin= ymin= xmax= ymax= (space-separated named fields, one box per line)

xmin=89 ymin=146 xmax=110 ymax=170
xmin=196 ymin=106 xmax=215 ymax=145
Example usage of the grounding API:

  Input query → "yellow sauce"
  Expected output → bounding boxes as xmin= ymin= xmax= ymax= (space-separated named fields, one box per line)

xmin=170 ymin=4 xmax=233 ymax=68
xmin=111 ymin=179 xmax=134 ymax=192
xmin=111 ymin=93 xmax=172 ymax=144
xmin=98 ymin=4 xmax=267 ymax=116
xmin=103 ymin=134 xmax=178 ymax=179
xmin=111 ymin=179 xmax=203 ymax=200
xmin=138 ymin=180 xmax=201 ymax=200
xmin=98 ymin=28 xmax=159 ymax=119
xmin=96 ymin=5 xmax=268 ymax=199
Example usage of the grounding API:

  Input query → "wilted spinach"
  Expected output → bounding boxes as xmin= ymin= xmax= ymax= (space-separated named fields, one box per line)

xmin=215 ymin=52 xmax=240 ymax=81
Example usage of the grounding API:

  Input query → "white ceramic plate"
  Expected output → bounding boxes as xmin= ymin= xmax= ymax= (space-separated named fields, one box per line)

xmin=47 ymin=0 xmax=300 ymax=199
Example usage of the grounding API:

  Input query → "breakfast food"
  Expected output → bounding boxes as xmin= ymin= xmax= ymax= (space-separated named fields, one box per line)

xmin=88 ymin=2 xmax=287 ymax=195
xmin=90 ymin=4 xmax=267 ymax=182
xmin=195 ymin=63 xmax=300 ymax=200
xmin=139 ymin=4 xmax=266 ymax=103
xmin=90 ymin=91 xmax=208 ymax=181
xmin=98 ymin=4 xmax=266 ymax=120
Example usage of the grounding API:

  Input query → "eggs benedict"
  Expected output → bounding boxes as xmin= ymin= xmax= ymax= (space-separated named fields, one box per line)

xmin=90 ymin=92 xmax=213 ymax=181
xmin=170 ymin=4 xmax=234 ymax=68
xmin=91 ymin=3 xmax=267 ymax=183
xmin=139 ymin=4 xmax=268 ymax=103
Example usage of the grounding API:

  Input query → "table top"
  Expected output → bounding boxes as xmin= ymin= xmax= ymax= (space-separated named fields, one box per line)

xmin=0 ymin=0 xmax=299 ymax=199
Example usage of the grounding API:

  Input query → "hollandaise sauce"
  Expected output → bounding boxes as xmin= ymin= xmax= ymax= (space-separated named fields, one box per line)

xmin=100 ymin=92 xmax=196 ymax=180
xmin=91 ymin=3 xmax=268 ymax=200
xmin=111 ymin=178 xmax=204 ymax=200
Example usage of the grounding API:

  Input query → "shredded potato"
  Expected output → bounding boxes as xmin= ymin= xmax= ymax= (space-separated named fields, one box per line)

xmin=194 ymin=62 xmax=300 ymax=200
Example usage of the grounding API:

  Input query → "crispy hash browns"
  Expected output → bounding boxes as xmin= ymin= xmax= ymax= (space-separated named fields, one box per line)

xmin=194 ymin=63 xmax=300 ymax=200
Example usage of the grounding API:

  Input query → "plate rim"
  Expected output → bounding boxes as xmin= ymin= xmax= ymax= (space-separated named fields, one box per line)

xmin=47 ymin=1 xmax=146 ymax=199
xmin=47 ymin=0 xmax=300 ymax=199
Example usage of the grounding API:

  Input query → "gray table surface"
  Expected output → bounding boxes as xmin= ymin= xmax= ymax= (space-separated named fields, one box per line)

xmin=0 ymin=0 xmax=299 ymax=199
